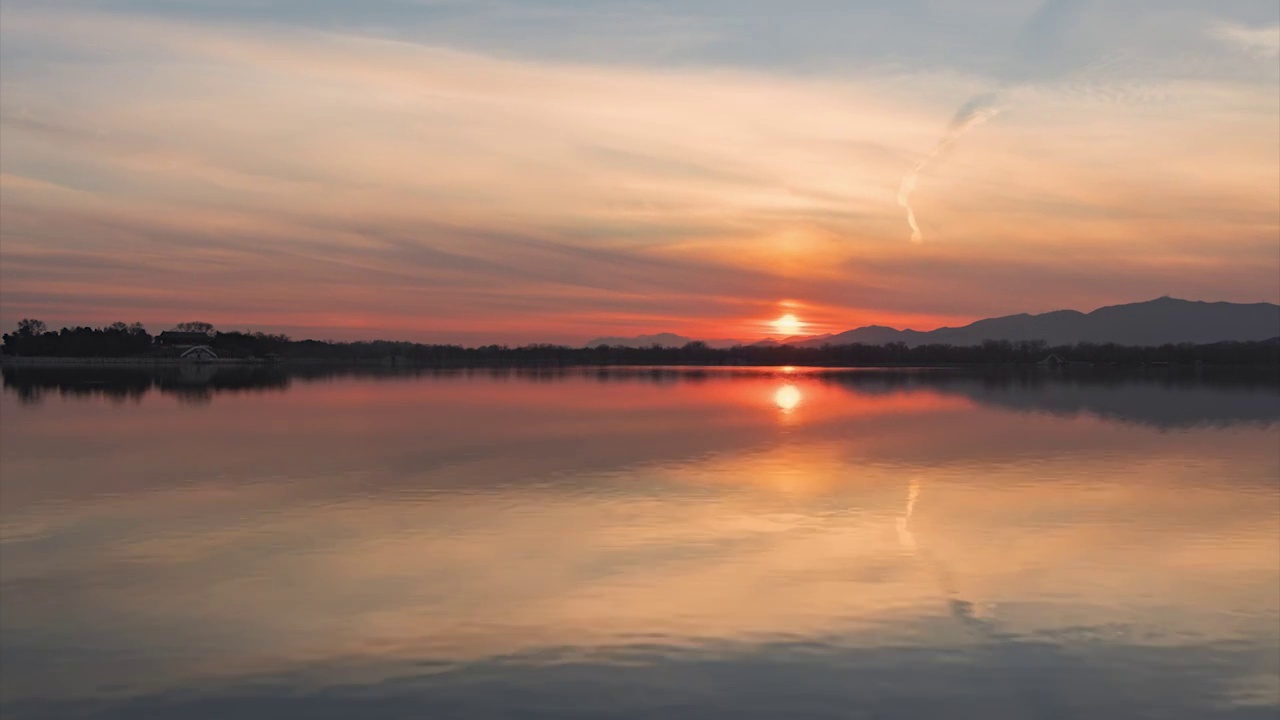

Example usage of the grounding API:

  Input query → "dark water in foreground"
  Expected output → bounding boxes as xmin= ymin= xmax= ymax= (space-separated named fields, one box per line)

xmin=1 ymin=366 xmax=1278 ymax=719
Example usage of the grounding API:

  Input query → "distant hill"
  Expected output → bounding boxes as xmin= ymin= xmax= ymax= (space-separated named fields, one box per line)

xmin=586 ymin=333 xmax=770 ymax=349
xmin=585 ymin=332 xmax=698 ymax=348
xmin=587 ymin=298 xmax=1280 ymax=350
xmin=585 ymin=332 xmax=830 ymax=349
xmin=792 ymin=297 xmax=1280 ymax=348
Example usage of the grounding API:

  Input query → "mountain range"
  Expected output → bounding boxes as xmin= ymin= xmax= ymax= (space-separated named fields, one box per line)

xmin=586 ymin=298 xmax=1280 ymax=349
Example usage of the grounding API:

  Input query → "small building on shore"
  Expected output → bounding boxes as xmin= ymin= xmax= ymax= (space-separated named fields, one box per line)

xmin=179 ymin=346 xmax=218 ymax=361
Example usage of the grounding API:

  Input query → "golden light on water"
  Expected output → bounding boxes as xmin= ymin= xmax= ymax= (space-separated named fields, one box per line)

xmin=773 ymin=384 xmax=802 ymax=412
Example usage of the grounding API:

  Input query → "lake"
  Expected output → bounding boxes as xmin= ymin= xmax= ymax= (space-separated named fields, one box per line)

xmin=1 ymin=365 xmax=1277 ymax=719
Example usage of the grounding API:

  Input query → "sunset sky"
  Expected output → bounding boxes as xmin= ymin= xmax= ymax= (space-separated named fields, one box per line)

xmin=1 ymin=0 xmax=1277 ymax=344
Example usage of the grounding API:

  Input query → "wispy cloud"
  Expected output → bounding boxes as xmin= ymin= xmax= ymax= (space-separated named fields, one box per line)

xmin=1210 ymin=21 xmax=1280 ymax=58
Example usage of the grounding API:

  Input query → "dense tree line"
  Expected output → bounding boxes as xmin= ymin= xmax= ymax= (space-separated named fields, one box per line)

xmin=2 ymin=319 xmax=154 ymax=357
xmin=3 ymin=319 xmax=1278 ymax=366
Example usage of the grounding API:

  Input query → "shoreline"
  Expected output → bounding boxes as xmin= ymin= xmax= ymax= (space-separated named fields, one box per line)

xmin=2 ymin=356 xmax=1275 ymax=371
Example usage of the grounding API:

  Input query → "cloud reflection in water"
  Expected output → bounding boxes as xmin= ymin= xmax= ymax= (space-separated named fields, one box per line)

xmin=1 ymin=367 xmax=1277 ymax=719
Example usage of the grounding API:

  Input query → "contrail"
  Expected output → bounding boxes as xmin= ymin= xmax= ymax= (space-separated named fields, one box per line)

xmin=896 ymin=0 xmax=1081 ymax=243
xmin=897 ymin=93 xmax=1001 ymax=243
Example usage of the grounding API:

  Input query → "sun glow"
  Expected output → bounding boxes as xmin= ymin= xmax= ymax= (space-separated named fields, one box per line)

xmin=773 ymin=384 xmax=802 ymax=413
xmin=772 ymin=314 xmax=803 ymax=336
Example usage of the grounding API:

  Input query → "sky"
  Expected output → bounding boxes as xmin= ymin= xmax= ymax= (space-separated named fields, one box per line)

xmin=0 ymin=0 xmax=1277 ymax=345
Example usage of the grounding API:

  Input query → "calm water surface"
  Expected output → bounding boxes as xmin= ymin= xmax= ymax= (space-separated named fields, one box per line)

xmin=1 ymin=366 xmax=1278 ymax=719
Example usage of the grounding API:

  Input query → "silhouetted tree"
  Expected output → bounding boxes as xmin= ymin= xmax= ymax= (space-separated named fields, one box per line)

xmin=174 ymin=321 xmax=215 ymax=335
xmin=16 ymin=319 xmax=46 ymax=336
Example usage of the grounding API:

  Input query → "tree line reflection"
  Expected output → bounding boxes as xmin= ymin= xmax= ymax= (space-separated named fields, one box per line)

xmin=3 ymin=364 xmax=1277 ymax=428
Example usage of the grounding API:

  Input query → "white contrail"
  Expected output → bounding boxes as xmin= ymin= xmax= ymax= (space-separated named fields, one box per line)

xmin=897 ymin=93 xmax=1001 ymax=244
xmin=894 ymin=0 xmax=1083 ymax=243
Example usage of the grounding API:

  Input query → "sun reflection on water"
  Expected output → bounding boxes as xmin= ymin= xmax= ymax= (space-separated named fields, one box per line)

xmin=773 ymin=384 xmax=802 ymax=413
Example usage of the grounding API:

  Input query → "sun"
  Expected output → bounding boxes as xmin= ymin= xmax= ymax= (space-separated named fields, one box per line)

xmin=772 ymin=313 xmax=803 ymax=336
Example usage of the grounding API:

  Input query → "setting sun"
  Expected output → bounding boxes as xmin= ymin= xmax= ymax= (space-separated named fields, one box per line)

xmin=772 ymin=314 xmax=803 ymax=336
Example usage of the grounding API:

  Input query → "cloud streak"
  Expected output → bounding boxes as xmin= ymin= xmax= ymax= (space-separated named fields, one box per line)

xmin=897 ymin=93 xmax=1002 ymax=244
xmin=1210 ymin=22 xmax=1280 ymax=58
xmin=894 ymin=0 xmax=1091 ymax=244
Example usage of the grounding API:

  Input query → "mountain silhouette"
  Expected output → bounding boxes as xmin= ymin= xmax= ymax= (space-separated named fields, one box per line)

xmin=788 ymin=297 xmax=1280 ymax=348
xmin=589 ymin=298 xmax=1280 ymax=349
xmin=585 ymin=332 xmax=697 ymax=348
xmin=585 ymin=332 xmax=784 ymax=349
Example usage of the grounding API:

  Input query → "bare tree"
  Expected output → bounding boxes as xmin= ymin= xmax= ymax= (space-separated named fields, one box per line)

xmin=16 ymin=319 xmax=46 ymax=336
xmin=174 ymin=321 xmax=215 ymax=336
